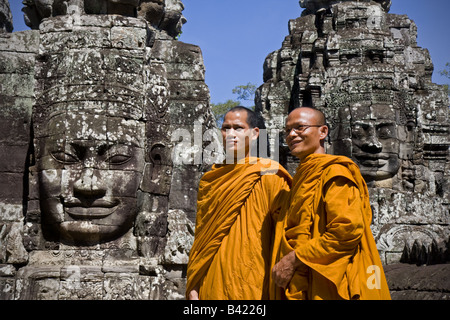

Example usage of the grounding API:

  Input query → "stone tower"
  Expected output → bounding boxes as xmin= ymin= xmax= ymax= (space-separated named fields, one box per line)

xmin=256 ymin=0 xmax=449 ymax=264
xmin=0 ymin=0 xmax=217 ymax=299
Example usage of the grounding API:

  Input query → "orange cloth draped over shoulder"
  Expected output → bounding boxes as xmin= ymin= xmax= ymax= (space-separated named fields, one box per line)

xmin=271 ymin=153 xmax=391 ymax=300
xmin=186 ymin=158 xmax=292 ymax=300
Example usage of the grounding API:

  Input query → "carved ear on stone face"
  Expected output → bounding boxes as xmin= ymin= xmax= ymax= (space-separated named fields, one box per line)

xmin=141 ymin=143 xmax=173 ymax=195
xmin=150 ymin=142 xmax=172 ymax=166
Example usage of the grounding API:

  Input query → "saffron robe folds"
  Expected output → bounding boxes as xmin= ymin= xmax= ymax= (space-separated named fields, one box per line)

xmin=271 ymin=153 xmax=391 ymax=300
xmin=186 ymin=158 xmax=292 ymax=300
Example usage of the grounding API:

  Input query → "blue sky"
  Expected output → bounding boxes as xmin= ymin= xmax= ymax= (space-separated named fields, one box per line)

xmin=9 ymin=0 xmax=450 ymax=107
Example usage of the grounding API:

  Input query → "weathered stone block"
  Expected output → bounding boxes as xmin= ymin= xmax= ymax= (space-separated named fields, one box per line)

xmin=384 ymin=263 xmax=450 ymax=300
xmin=152 ymin=40 xmax=204 ymax=65
xmin=141 ymin=163 xmax=172 ymax=195
xmin=0 ymin=144 xmax=29 ymax=173
xmin=165 ymin=62 xmax=205 ymax=81
xmin=163 ymin=209 xmax=194 ymax=265
xmin=0 ymin=30 xmax=39 ymax=52
xmin=168 ymin=80 xmax=209 ymax=101
xmin=103 ymin=272 xmax=139 ymax=300
xmin=134 ymin=211 xmax=168 ymax=237
xmin=0 ymin=173 xmax=24 ymax=200
xmin=168 ymin=101 xmax=210 ymax=125
xmin=0 ymin=277 xmax=15 ymax=300
xmin=111 ymin=25 xmax=148 ymax=49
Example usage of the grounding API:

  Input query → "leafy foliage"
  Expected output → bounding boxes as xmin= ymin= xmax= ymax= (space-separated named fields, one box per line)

xmin=211 ymin=99 xmax=240 ymax=126
xmin=210 ymin=83 xmax=258 ymax=127
xmin=232 ymin=83 xmax=257 ymax=102
xmin=439 ymin=62 xmax=450 ymax=97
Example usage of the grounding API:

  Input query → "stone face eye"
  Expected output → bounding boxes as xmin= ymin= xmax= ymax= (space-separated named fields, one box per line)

xmin=377 ymin=124 xmax=396 ymax=139
xmin=351 ymin=124 xmax=368 ymax=138
xmin=105 ymin=154 xmax=132 ymax=165
xmin=104 ymin=144 xmax=134 ymax=165
xmin=51 ymin=151 xmax=80 ymax=164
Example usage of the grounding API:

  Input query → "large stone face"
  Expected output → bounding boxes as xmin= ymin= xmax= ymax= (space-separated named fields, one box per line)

xmin=256 ymin=1 xmax=449 ymax=265
xmin=0 ymin=0 xmax=216 ymax=300
xmin=22 ymin=0 xmax=187 ymax=37
xmin=300 ymin=0 xmax=392 ymax=15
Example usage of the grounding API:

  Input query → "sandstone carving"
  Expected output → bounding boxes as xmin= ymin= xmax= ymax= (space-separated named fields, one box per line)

xmin=23 ymin=0 xmax=187 ymax=38
xmin=0 ymin=0 xmax=214 ymax=300
xmin=300 ymin=0 xmax=392 ymax=15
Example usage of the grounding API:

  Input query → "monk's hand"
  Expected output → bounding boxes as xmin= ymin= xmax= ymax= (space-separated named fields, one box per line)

xmin=188 ymin=289 xmax=199 ymax=300
xmin=272 ymin=251 xmax=301 ymax=289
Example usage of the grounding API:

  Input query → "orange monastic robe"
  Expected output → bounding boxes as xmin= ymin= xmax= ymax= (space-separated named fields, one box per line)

xmin=186 ymin=158 xmax=292 ymax=300
xmin=271 ymin=153 xmax=391 ymax=300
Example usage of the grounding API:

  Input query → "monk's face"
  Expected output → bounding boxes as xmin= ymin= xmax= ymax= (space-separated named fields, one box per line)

xmin=221 ymin=110 xmax=259 ymax=161
xmin=285 ymin=108 xmax=328 ymax=161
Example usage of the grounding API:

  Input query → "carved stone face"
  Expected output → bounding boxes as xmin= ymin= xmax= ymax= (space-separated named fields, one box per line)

xmin=350 ymin=105 xmax=400 ymax=182
xmin=138 ymin=0 xmax=186 ymax=37
xmin=299 ymin=0 xmax=391 ymax=13
xmin=37 ymin=110 xmax=145 ymax=245
xmin=166 ymin=0 xmax=186 ymax=36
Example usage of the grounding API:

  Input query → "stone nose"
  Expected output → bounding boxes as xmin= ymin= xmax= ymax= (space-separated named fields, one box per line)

xmin=361 ymin=135 xmax=383 ymax=153
xmin=73 ymin=168 xmax=106 ymax=198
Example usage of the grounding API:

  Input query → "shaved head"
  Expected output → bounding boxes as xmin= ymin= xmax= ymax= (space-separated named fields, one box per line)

xmin=288 ymin=107 xmax=326 ymax=126
xmin=285 ymin=107 xmax=329 ymax=161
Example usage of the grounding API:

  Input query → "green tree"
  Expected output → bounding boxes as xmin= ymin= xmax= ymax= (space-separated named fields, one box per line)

xmin=211 ymin=99 xmax=240 ymax=127
xmin=439 ymin=62 xmax=450 ymax=78
xmin=439 ymin=62 xmax=450 ymax=97
xmin=232 ymin=82 xmax=257 ymax=103
xmin=211 ymin=83 xmax=258 ymax=127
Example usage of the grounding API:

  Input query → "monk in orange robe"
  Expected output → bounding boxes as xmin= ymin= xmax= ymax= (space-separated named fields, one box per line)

xmin=186 ymin=107 xmax=292 ymax=300
xmin=271 ymin=107 xmax=391 ymax=300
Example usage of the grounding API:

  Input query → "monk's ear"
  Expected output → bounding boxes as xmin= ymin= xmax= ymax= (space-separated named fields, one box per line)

xmin=319 ymin=125 xmax=328 ymax=141
xmin=251 ymin=127 xmax=260 ymax=141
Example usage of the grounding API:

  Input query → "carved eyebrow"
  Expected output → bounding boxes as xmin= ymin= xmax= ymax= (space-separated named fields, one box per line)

xmin=352 ymin=122 xmax=370 ymax=128
xmin=376 ymin=122 xmax=396 ymax=127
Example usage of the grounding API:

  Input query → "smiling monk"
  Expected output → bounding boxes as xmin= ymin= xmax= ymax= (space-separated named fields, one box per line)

xmin=186 ymin=107 xmax=292 ymax=300
xmin=271 ymin=107 xmax=391 ymax=300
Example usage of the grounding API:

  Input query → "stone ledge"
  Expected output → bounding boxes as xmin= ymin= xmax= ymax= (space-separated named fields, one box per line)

xmin=384 ymin=263 xmax=450 ymax=300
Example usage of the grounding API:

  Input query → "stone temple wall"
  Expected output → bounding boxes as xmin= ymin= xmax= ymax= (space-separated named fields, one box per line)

xmin=0 ymin=0 xmax=449 ymax=300
xmin=0 ymin=0 xmax=217 ymax=300
xmin=255 ymin=0 xmax=449 ymax=266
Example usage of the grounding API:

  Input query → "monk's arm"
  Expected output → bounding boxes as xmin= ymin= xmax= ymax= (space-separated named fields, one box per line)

xmin=267 ymin=174 xmax=291 ymax=215
xmin=296 ymin=176 xmax=364 ymax=264
xmin=272 ymin=250 xmax=303 ymax=289
xmin=273 ymin=174 xmax=364 ymax=289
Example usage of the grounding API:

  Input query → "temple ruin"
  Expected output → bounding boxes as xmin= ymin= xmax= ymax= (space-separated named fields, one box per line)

xmin=0 ymin=0 xmax=448 ymax=300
